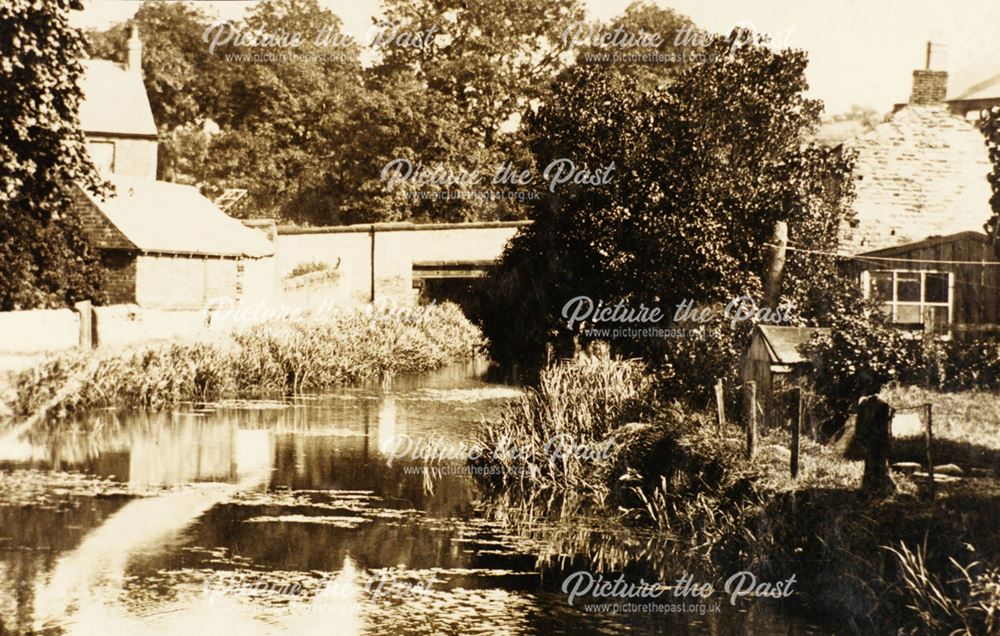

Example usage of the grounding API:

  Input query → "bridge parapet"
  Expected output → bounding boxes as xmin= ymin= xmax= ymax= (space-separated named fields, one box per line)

xmin=276 ymin=221 xmax=529 ymax=306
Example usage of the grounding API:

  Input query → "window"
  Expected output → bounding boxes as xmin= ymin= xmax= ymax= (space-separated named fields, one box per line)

xmin=863 ymin=270 xmax=952 ymax=325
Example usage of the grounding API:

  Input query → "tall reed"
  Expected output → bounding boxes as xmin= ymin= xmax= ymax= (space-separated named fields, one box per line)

xmin=12 ymin=302 xmax=484 ymax=417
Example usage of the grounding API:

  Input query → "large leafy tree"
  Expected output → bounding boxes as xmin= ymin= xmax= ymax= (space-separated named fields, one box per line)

xmin=372 ymin=0 xmax=584 ymax=147
xmin=192 ymin=0 xmax=364 ymax=219
xmin=483 ymin=30 xmax=857 ymax=401
xmin=568 ymin=1 xmax=705 ymax=91
xmin=0 ymin=0 xmax=107 ymax=310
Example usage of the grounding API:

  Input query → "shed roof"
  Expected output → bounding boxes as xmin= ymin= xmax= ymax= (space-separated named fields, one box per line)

xmin=857 ymin=230 xmax=992 ymax=257
xmin=754 ymin=325 xmax=828 ymax=365
xmin=840 ymin=104 xmax=992 ymax=253
xmin=80 ymin=177 xmax=275 ymax=258
xmin=78 ymin=59 xmax=158 ymax=138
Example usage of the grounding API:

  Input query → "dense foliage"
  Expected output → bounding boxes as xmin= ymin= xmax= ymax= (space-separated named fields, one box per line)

xmin=84 ymin=0 xmax=600 ymax=224
xmin=0 ymin=0 xmax=107 ymax=310
xmin=482 ymin=30 xmax=857 ymax=403
xmin=980 ymin=105 xmax=1000 ymax=248
xmin=804 ymin=296 xmax=919 ymax=426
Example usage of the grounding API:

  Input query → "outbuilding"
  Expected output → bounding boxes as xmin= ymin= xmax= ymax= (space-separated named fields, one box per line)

xmin=740 ymin=325 xmax=827 ymax=429
xmin=74 ymin=177 xmax=277 ymax=310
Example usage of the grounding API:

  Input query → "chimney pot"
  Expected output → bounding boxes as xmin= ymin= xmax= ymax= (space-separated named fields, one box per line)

xmin=126 ymin=25 xmax=142 ymax=73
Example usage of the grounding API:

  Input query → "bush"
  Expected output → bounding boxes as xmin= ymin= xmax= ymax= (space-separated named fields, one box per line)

xmin=807 ymin=305 xmax=1000 ymax=428
xmin=804 ymin=301 xmax=920 ymax=427
xmin=932 ymin=339 xmax=1000 ymax=391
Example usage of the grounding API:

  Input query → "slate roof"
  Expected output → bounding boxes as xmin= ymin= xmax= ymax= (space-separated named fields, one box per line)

xmin=78 ymin=59 xmax=158 ymax=138
xmin=840 ymin=104 xmax=993 ymax=253
xmin=78 ymin=177 xmax=275 ymax=258
xmin=755 ymin=325 xmax=828 ymax=366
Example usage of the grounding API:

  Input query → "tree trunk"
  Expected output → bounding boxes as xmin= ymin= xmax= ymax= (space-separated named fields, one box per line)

xmin=856 ymin=395 xmax=896 ymax=496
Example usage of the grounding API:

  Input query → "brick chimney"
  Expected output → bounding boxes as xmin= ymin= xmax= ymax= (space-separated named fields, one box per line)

xmin=126 ymin=25 xmax=142 ymax=73
xmin=910 ymin=41 xmax=947 ymax=104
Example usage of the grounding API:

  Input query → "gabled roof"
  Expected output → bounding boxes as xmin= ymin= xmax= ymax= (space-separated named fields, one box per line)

xmin=79 ymin=177 xmax=274 ymax=258
xmin=78 ymin=59 xmax=157 ymax=138
xmin=754 ymin=325 xmax=828 ymax=365
xmin=840 ymin=104 xmax=992 ymax=253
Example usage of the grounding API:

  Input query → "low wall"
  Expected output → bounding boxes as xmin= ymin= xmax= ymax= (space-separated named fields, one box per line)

xmin=0 ymin=308 xmax=80 ymax=353
xmin=276 ymin=221 xmax=528 ymax=307
xmin=0 ymin=305 xmax=220 ymax=360
xmin=93 ymin=305 xmax=210 ymax=347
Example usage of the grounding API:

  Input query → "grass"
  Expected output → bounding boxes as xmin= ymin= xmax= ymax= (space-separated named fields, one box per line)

xmin=474 ymin=352 xmax=1000 ymax=633
xmin=880 ymin=384 xmax=1000 ymax=476
xmin=10 ymin=301 xmax=484 ymax=417
xmin=473 ymin=343 xmax=656 ymax=500
xmin=887 ymin=540 xmax=1000 ymax=635
xmin=283 ymin=261 xmax=334 ymax=280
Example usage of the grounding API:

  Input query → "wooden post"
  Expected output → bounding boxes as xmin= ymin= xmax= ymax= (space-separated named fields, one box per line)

xmin=714 ymin=378 xmax=726 ymax=434
xmin=744 ymin=381 xmax=757 ymax=459
xmin=925 ymin=403 xmax=935 ymax=500
xmin=369 ymin=224 xmax=376 ymax=302
xmin=790 ymin=387 xmax=801 ymax=479
xmin=74 ymin=300 xmax=93 ymax=349
xmin=857 ymin=395 xmax=896 ymax=495
xmin=763 ymin=221 xmax=788 ymax=310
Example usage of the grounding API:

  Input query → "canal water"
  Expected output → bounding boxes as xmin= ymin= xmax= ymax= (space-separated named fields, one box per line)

xmin=0 ymin=361 xmax=823 ymax=635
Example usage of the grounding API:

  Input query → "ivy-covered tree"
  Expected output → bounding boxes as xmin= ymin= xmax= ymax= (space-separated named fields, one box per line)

xmin=0 ymin=0 xmax=107 ymax=310
xmin=483 ymin=30 xmax=857 ymax=402
xmin=981 ymin=105 xmax=1000 ymax=251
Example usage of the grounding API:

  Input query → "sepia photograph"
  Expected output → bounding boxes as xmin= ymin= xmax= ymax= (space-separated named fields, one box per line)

xmin=1 ymin=0 xmax=1000 ymax=634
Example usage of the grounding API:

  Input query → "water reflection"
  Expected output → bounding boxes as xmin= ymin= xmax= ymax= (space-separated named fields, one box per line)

xmin=0 ymin=361 xmax=822 ymax=634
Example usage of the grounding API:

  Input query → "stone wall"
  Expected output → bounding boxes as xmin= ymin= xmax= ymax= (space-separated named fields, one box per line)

xmin=92 ymin=305 xmax=209 ymax=347
xmin=276 ymin=221 xmax=527 ymax=307
xmin=134 ymin=254 xmax=277 ymax=310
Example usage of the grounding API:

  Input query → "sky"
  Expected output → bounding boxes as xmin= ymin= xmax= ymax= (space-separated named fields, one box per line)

xmin=70 ymin=0 xmax=1000 ymax=117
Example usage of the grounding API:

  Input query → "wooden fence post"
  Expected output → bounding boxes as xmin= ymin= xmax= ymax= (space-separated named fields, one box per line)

xmin=714 ymin=378 xmax=726 ymax=434
xmin=744 ymin=381 xmax=757 ymax=459
xmin=925 ymin=403 xmax=935 ymax=500
xmin=790 ymin=387 xmax=801 ymax=479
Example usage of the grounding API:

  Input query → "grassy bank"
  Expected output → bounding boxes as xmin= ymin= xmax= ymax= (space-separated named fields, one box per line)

xmin=882 ymin=384 xmax=1000 ymax=477
xmin=475 ymin=352 xmax=1000 ymax=634
xmin=10 ymin=302 xmax=484 ymax=417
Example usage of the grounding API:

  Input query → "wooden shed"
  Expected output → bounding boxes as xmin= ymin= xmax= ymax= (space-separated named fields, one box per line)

xmin=741 ymin=325 xmax=827 ymax=430
xmin=846 ymin=231 xmax=1000 ymax=336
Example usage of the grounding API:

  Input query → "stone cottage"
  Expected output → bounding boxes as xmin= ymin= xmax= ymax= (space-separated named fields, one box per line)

xmin=839 ymin=43 xmax=998 ymax=333
xmin=75 ymin=27 xmax=277 ymax=310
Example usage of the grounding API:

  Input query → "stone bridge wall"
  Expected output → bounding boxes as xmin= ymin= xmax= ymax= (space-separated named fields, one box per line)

xmin=276 ymin=221 xmax=528 ymax=306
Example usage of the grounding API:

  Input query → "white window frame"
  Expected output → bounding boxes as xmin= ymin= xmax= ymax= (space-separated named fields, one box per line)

xmin=860 ymin=269 xmax=954 ymax=325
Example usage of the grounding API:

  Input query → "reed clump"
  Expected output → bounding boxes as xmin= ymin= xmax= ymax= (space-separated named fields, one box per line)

xmin=474 ymin=344 xmax=656 ymax=498
xmin=474 ymin=347 xmax=761 ymax=539
xmin=12 ymin=302 xmax=484 ymax=416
